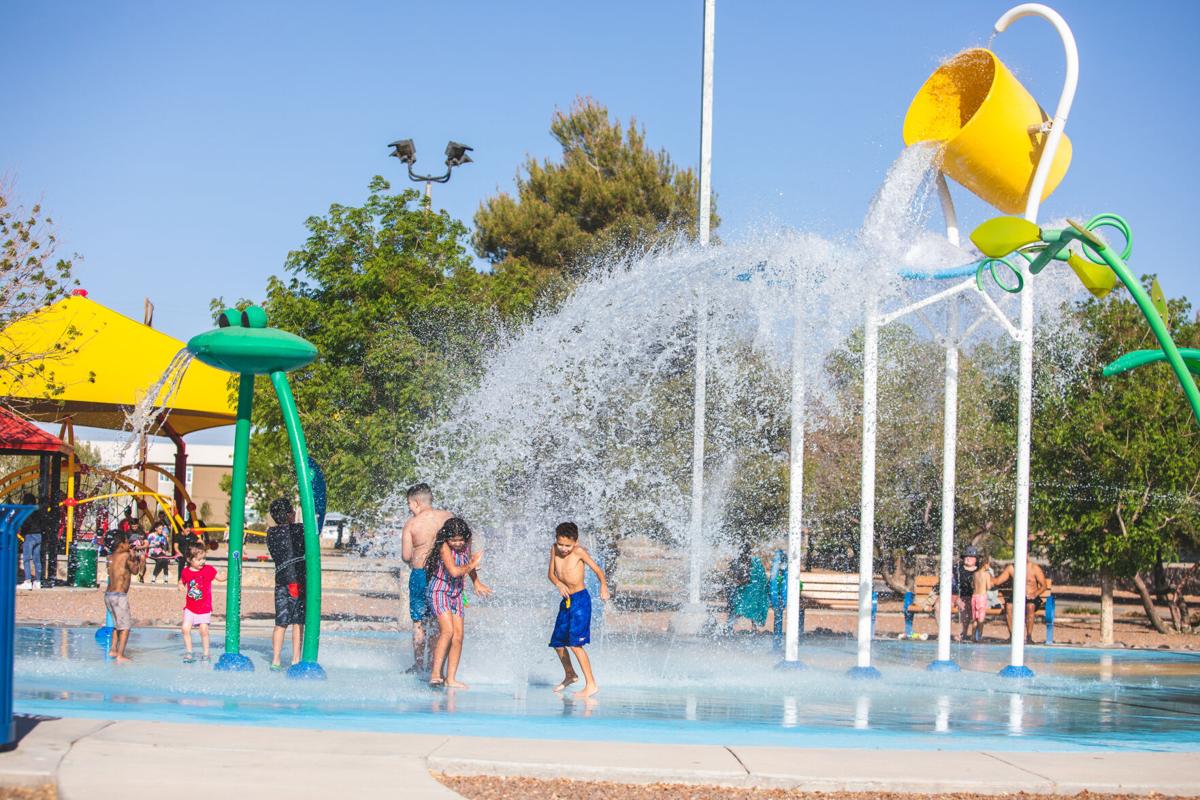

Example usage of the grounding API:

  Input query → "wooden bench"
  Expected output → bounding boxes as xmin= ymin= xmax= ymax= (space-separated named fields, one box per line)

xmin=797 ymin=571 xmax=862 ymax=610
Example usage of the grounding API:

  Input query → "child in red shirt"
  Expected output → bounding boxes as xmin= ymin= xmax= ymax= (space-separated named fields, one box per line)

xmin=179 ymin=546 xmax=220 ymax=663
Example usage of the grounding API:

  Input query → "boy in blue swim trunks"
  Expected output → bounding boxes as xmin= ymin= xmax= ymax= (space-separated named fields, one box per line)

xmin=548 ymin=522 xmax=610 ymax=698
xmin=401 ymin=483 xmax=452 ymax=675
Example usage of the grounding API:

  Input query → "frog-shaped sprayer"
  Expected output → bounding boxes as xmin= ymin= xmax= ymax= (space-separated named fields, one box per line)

xmin=188 ymin=306 xmax=325 ymax=679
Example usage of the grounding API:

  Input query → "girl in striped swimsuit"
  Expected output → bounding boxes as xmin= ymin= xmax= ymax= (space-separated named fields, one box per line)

xmin=424 ymin=517 xmax=491 ymax=688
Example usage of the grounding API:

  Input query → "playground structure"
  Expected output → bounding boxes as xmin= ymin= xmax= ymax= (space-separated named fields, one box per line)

xmin=0 ymin=292 xmax=238 ymax=568
xmin=187 ymin=305 xmax=324 ymax=679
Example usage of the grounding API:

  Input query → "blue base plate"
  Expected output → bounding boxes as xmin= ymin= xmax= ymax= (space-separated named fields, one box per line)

xmin=94 ymin=626 xmax=113 ymax=647
xmin=999 ymin=664 xmax=1036 ymax=679
xmin=846 ymin=665 xmax=882 ymax=680
xmin=287 ymin=661 xmax=327 ymax=680
xmin=773 ymin=659 xmax=806 ymax=671
xmin=214 ymin=653 xmax=255 ymax=673
xmin=927 ymin=660 xmax=961 ymax=673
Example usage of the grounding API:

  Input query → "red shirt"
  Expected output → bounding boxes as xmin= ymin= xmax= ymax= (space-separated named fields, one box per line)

xmin=181 ymin=564 xmax=217 ymax=614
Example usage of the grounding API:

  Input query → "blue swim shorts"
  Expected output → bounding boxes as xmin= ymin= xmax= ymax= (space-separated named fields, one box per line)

xmin=549 ymin=589 xmax=591 ymax=648
xmin=409 ymin=568 xmax=430 ymax=622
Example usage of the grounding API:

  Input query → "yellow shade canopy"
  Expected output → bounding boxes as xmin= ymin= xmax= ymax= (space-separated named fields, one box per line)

xmin=0 ymin=294 xmax=235 ymax=435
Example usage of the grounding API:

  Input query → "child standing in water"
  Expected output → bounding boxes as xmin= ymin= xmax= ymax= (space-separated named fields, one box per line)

xmin=969 ymin=553 xmax=993 ymax=641
xmin=105 ymin=533 xmax=145 ymax=662
xmin=425 ymin=517 xmax=491 ymax=688
xmin=179 ymin=546 xmax=221 ymax=663
xmin=548 ymin=522 xmax=610 ymax=698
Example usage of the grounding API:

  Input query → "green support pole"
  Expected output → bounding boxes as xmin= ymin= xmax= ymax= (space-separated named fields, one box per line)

xmin=271 ymin=371 xmax=325 ymax=678
xmin=188 ymin=305 xmax=319 ymax=675
xmin=215 ymin=374 xmax=255 ymax=672
xmin=1096 ymin=246 xmax=1200 ymax=424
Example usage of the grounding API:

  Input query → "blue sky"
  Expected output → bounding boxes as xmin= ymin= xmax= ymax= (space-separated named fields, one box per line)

xmin=3 ymin=1 xmax=1198 ymax=442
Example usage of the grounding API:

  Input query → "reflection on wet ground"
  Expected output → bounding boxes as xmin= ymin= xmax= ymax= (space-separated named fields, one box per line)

xmin=14 ymin=626 xmax=1200 ymax=751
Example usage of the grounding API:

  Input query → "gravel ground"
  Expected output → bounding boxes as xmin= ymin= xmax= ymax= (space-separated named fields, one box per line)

xmin=438 ymin=775 xmax=1187 ymax=800
xmin=0 ymin=785 xmax=54 ymax=800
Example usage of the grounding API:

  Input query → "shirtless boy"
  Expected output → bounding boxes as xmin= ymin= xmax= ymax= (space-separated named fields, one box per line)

xmin=105 ymin=533 xmax=145 ymax=662
xmin=400 ymin=483 xmax=452 ymax=674
xmin=547 ymin=522 xmax=610 ymax=698
xmin=994 ymin=556 xmax=1050 ymax=644
xmin=968 ymin=554 xmax=992 ymax=641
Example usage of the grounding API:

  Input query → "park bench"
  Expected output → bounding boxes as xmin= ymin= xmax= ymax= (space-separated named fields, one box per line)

xmin=767 ymin=570 xmax=876 ymax=642
xmin=797 ymin=570 xmax=861 ymax=610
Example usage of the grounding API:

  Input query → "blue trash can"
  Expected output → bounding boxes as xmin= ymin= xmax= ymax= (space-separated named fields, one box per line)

xmin=1 ymin=504 xmax=37 ymax=749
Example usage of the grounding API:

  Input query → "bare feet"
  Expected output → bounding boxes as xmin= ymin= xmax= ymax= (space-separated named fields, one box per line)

xmin=445 ymin=680 xmax=469 ymax=689
xmin=428 ymin=678 xmax=445 ymax=689
xmin=573 ymin=683 xmax=599 ymax=698
xmin=114 ymin=655 xmax=132 ymax=664
xmin=553 ymin=675 xmax=579 ymax=693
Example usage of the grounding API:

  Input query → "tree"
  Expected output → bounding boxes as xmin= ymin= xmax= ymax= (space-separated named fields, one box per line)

xmin=0 ymin=182 xmax=80 ymax=412
xmin=474 ymin=97 xmax=717 ymax=290
xmin=235 ymin=178 xmax=538 ymax=520
xmin=803 ymin=322 xmax=1020 ymax=586
xmin=1034 ymin=282 xmax=1200 ymax=641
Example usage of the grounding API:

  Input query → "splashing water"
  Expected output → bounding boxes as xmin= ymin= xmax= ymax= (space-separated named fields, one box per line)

xmin=383 ymin=146 xmax=1089 ymax=679
xmin=116 ymin=348 xmax=195 ymax=466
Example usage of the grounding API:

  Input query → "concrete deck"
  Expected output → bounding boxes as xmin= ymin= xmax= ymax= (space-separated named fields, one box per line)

xmin=2 ymin=716 xmax=1197 ymax=798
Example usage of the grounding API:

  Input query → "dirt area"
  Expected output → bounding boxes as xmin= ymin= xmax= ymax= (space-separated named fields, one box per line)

xmin=14 ymin=582 xmax=403 ymax=630
xmin=803 ymin=601 xmax=1200 ymax=651
xmin=438 ymin=775 xmax=1188 ymax=800
xmin=0 ymin=786 xmax=54 ymax=800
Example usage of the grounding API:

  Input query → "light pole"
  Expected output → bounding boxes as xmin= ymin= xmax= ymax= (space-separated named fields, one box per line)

xmin=388 ymin=139 xmax=474 ymax=203
xmin=673 ymin=0 xmax=716 ymax=637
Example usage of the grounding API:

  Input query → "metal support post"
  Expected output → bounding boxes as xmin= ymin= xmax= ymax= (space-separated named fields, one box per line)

xmin=215 ymin=375 xmax=255 ymax=673
xmin=994 ymin=2 xmax=1078 ymax=679
xmin=782 ymin=278 xmax=806 ymax=667
xmin=930 ymin=296 xmax=962 ymax=672
xmin=850 ymin=293 xmax=882 ymax=679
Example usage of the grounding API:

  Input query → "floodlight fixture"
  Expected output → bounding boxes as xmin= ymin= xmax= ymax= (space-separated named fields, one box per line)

xmin=387 ymin=136 xmax=472 ymax=185
xmin=444 ymin=141 xmax=473 ymax=168
xmin=389 ymin=139 xmax=416 ymax=165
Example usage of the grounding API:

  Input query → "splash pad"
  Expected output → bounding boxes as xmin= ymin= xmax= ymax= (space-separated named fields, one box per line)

xmin=13 ymin=626 xmax=1200 ymax=751
xmin=7 ymin=2 xmax=1199 ymax=762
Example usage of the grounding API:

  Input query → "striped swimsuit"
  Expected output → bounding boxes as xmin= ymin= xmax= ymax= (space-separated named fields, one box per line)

xmin=428 ymin=547 xmax=469 ymax=617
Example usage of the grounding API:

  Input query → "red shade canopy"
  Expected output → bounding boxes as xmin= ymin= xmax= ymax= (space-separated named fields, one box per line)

xmin=0 ymin=408 xmax=70 ymax=456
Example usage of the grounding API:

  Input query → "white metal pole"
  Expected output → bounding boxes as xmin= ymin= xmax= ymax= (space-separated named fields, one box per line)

xmin=993 ymin=3 xmax=1078 ymax=677
xmin=1011 ymin=281 xmax=1034 ymax=669
xmin=688 ymin=293 xmax=708 ymax=607
xmin=698 ymin=0 xmax=715 ymax=248
xmin=685 ymin=0 xmax=715 ymax=610
xmin=930 ymin=172 xmax=961 ymax=670
xmin=784 ymin=279 xmax=805 ymax=662
xmin=935 ymin=297 xmax=959 ymax=666
xmin=935 ymin=173 xmax=960 ymax=248
xmin=854 ymin=293 xmax=880 ymax=675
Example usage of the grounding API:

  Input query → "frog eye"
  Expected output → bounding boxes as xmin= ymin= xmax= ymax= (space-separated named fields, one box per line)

xmin=241 ymin=305 xmax=268 ymax=329
xmin=218 ymin=308 xmax=241 ymax=328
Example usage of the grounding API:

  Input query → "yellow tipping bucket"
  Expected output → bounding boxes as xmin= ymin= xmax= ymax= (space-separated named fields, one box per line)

xmin=903 ymin=49 xmax=1071 ymax=215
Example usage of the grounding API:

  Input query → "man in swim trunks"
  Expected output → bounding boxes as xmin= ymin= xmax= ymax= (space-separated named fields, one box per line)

xmin=400 ymin=483 xmax=452 ymax=675
xmin=994 ymin=556 xmax=1050 ymax=644
xmin=547 ymin=521 xmax=610 ymax=698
